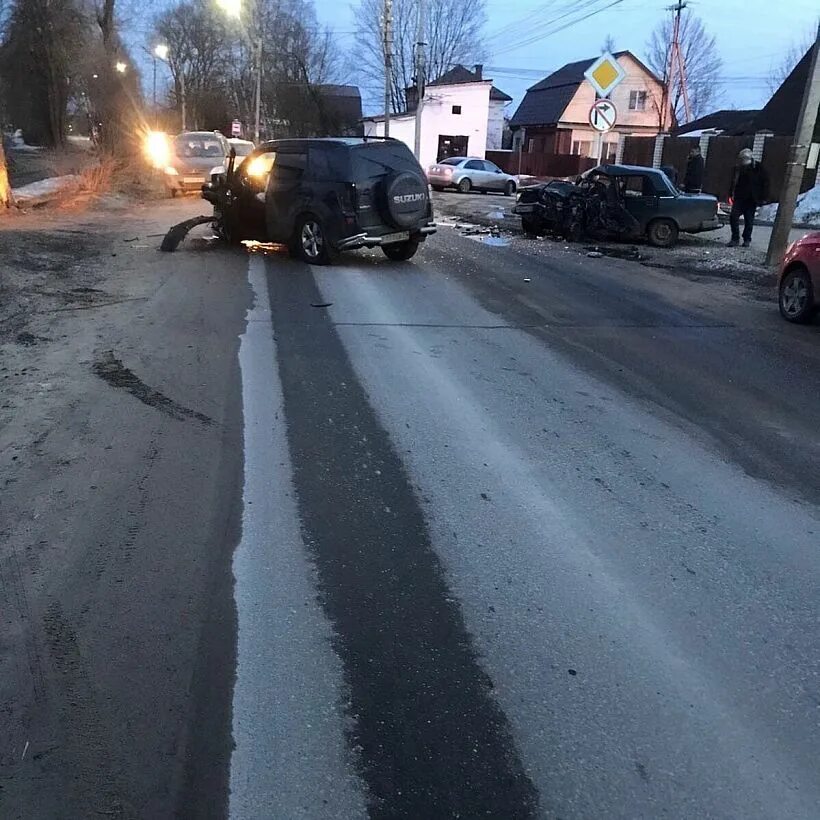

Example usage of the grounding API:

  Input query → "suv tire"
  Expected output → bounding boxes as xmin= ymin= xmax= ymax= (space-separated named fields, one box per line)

xmin=382 ymin=239 xmax=420 ymax=261
xmin=292 ymin=215 xmax=335 ymax=265
xmin=385 ymin=172 xmax=429 ymax=229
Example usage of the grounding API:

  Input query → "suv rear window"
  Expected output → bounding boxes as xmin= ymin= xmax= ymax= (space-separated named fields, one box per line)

xmin=352 ymin=141 xmax=421 ymax=179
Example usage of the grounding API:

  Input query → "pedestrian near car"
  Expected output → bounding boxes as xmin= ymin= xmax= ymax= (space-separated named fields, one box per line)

xmin=729 ymin=148 xmax=769 ymax=247
xmin=683 ymin=146 xmax=704 ymax=194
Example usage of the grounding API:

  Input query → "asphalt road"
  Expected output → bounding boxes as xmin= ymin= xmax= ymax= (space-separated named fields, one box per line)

xmin=1 ymin=200 xmax=819 ymax=819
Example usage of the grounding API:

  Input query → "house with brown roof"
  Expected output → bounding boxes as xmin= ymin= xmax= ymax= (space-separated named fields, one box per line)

xmin=510 ymin=50 xmax=670 ymax=162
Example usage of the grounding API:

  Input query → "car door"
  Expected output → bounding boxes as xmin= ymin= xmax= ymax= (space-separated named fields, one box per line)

xmin=265 ymin=149 xmax=308 ymax=242
xmin=620 ymin=174 xmax=660 ymax=231
xmin=463 ymin=159 xmax=486 ymax=188
xmin=233 ymin=149 xmax=277 ymax=238
xmin=482 ymin=160 xmax=505 ymax=191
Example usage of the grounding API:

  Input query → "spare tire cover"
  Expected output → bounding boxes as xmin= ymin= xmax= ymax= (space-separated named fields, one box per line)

xmin=385 ymin=172 xmax=428 ymax=229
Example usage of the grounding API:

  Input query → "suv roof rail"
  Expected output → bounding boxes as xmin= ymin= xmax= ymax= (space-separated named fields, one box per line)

xmin=361 ymin=135 xmax=397 ymax=141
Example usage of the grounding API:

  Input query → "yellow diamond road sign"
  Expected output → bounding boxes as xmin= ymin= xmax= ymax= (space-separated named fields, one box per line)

xmin=584 ymin=52 xmax=626 ymax=98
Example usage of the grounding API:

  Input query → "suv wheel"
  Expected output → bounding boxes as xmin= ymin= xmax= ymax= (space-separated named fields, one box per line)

xmin=293 ymin=215 xmax=334 ymax=265
xmin=779 ymin=266 xmax=815 ymax=323
xmin=382 ymin=239 xmax=420 ymax=261
xmin=458 ymin=178 xmax=472 ymax=194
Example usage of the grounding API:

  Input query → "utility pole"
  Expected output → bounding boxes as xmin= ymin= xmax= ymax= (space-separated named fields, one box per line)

xmin=766 ymin=22 xmax=820 ymax=267
xmin=181 ymin=70 xmax=187 ymax=131
xmin=662 ymin=0 xmax=691 ymax=128
xmin=152 ymin=55 xmax=158 ymax=127
xmin=383 ymin=0 xmax=393 ymax=137
xmin=254 ymin=37 xmax=262 ymax=142
xmin=413 ymin=0 xmax=426 ymax=159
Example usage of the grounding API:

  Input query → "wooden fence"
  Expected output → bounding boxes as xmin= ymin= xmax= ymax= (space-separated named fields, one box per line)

xmin=487 ymin=150 xmax=597 ymax=179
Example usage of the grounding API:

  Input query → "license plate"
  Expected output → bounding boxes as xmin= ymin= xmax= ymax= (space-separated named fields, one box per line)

xmin=184 ymin=176 xmax=202 ymax=184
xmin=516 ymin=204 xmax=535 ymax=213
xmin=382 ymin=231 xmax=410 ymax=244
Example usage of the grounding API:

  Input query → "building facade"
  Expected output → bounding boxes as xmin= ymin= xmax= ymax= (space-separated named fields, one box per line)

xmin=363 ymin=65 xmax=512 ymax=168
xmin=510 ymin=51 xmax=670 ymax=162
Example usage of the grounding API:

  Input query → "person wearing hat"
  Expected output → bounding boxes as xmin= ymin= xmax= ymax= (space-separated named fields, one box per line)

xmin=683 ymin=145 xmax=704 ymax=194
xmin=728 ymin=148 xmax=769 ymax=247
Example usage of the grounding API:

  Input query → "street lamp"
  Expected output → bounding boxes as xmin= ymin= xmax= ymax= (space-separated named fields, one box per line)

xmin=153 ymin=45 xmax=186 ymax=131
xmin=216 ymin=0 xmax=241 ymax=18
xmin=115 ymin=61 xmax=127 ymax=74
xmin=215 ymin=0 xmax=261 ymax=142
xmin=152 ymin=44 xmax=170 ymax=127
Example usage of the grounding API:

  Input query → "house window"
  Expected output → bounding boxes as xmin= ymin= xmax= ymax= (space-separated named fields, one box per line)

xmin=571 ymin=140 xmax=592 ymax=157
xmin=629 ymin=91 xmax=647 ymax=111
xmin=452 ymin=105 xmax=462 ymax=115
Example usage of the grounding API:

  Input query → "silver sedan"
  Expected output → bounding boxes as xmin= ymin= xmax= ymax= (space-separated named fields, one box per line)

xmin=427 ymin=157 xmax=518 ymax=196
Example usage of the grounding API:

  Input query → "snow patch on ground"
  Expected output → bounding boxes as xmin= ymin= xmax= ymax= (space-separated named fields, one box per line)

xmin=758 ymin=185 xmax=820 ymax=226
xmin=12 ymin=174 xmax=82 ymax=202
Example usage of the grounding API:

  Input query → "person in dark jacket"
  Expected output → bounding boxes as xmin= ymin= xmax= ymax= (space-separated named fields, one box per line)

xmin=729 ymin=148 xmax=769 ymax=247
xmin=661 ymin=164 xmax=679 ymax=188
xmin=683 ymin=146 xmax=705 ymax=193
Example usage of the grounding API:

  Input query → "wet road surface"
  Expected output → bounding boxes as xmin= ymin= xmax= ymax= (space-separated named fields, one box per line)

xmin=2 ymin=208 xmax=819 ymax=818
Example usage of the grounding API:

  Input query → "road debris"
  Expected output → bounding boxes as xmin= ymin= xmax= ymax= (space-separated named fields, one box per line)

xmin=160 ymin=215 xmax=214 ymax=252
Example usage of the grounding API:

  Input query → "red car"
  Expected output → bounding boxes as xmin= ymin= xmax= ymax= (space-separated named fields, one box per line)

xmin=779 ymin=231 xmax=820 ymax=323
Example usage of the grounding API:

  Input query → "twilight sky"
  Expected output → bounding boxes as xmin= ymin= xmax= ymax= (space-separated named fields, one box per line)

xmin=313 ymin=0 xmax=819 ymax=115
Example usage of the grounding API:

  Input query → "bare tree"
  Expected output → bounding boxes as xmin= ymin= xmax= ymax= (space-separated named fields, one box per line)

xmin=646 ymin=9 xmax=722 ymax=123
xmin=350 ymin=0 xmax=486 ymax=113
xmin=766 ymin=31 xmax=817 ymax=94
xmin=0 ymin=0 xmax=88 ymax=145
xmin=601 ymin=34 xmax=616 ymax=54
xmin=153 ymin=0 xmax=342 ymax=136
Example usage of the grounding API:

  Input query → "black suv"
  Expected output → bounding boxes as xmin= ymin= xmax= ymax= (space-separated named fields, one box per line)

xmin=203 ymin=137 xmax=436 ymax=264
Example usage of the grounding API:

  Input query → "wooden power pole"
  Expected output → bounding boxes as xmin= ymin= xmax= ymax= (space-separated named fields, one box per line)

xmin=662 ymin=0 xmax=692 ymax=128
xmin=413 ymin=0 xmax=426 ymax=160
xmin=383 ymin=0 xmax=393 ymax=137
xmin=766 ymin=22 xmax=820 ymax=267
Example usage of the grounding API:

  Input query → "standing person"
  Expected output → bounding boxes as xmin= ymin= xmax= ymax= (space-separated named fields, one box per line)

xmin=729 ymin=148 xmax=769 ymax=247
xmin=683 ymin=145 xmax=705 ymax=193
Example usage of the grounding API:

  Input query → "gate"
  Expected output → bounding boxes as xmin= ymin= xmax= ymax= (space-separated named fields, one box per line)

xmin=621 ymin=136 xmax=654 ymax=167
xmin=702 ymin=135 xmax=753 ymax=200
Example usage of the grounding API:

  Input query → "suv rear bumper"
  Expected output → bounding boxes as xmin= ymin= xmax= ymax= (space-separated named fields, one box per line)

xmin=337 ymin=224 xmax=436 ymax=250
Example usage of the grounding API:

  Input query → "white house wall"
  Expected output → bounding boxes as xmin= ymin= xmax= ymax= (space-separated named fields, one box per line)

xmin=487 ymin=99 xmax=508 ymax=150
xmin=364 ymin=81 xmax=494 ymax=168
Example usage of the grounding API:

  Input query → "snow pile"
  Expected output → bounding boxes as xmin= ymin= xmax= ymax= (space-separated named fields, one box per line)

xmin=9 ymin=129 xmax=43 ymax=152
xmin=12 ymin=174 xmax=82 ymax=204
xmin=758 ymin=184 xmax=820 ymax=226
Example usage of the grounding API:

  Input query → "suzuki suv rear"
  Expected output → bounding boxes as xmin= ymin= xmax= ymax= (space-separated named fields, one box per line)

xmin=206 ymin=137 xmax=436 ymax=264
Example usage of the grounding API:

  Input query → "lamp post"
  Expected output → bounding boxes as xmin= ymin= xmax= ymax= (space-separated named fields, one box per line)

xmin=216 ymin=0 xmax=261 ymax=142
xmin=153 ymin=44 xmax=169 ymax=128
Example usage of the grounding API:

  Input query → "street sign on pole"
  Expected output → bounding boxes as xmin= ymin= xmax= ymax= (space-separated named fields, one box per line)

xmin=584 ymin=52 xmax=626 ymax=99
xmin=589 ymin=99 xmax=617 ymax=132
xmin=231 ymin=119 xmax=242 ymax=137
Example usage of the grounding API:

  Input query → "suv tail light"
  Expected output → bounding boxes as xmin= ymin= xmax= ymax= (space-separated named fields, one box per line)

xmin=341 ymin=182 xmax=358 ymax=213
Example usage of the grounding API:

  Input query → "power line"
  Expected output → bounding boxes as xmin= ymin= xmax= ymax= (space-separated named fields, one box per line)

xmin=490 ymin=0 xmax=626 ymax=57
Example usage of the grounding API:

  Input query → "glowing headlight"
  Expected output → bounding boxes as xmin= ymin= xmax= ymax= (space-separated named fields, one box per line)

xmin=164 ymin=166 xmax=178 ymax=176
xmin=245 ymin=155 xmax=269 ymax=178
xmin=145 ymin=131 xmax=170 ymax=168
